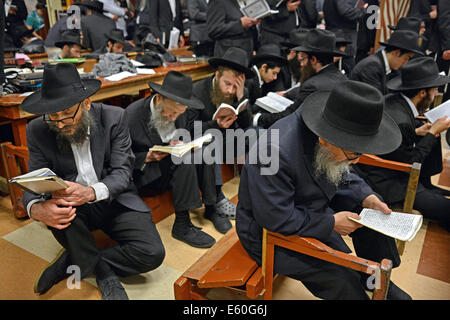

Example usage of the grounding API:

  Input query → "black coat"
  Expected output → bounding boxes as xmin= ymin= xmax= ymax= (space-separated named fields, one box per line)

xmin=81 ymin=12 xmax=116 ymax=51
xmin=257 ymin=64 xmax=347 ymax=128
xmin=354 ymin=93 xmax=440 ymax=204
xmin=125 ymin=94 xmax=189 ymax=188
xmin=187 ymin=0 xmax=210 ymax=43
xmin=323 ymin=0 xmax=366 ymax=31
xmin=350 ymin=50 xmax=388 ymax=94
xmin=260 ymin=0 xmax=301 ymax=39
xmin=236 ymin=107 xmax=375 ymax=275
xmin=23 ymin=103 xmax=150 ymax=213
xmin=207 ymin=0 xmax=256 ymax=59
xmin=148 ymin=0 xmax=184 ymax=47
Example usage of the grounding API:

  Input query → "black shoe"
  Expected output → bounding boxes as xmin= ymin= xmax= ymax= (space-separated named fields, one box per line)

xmin=96 ymin=275 xmax=129 ymax=300
xmin=172 ymin=222 xmax=216 ymax=248
xmin=204 ymin=210 xmax=232 ymax=234
xmin=386 ymin=282 xmax=412 ymax=300
xmin=34 ymin=249 xmax=70 ymax=294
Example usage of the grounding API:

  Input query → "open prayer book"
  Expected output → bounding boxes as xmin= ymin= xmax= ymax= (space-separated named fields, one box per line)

xmin=348 ymin=209 xmax=423 ymax=242
xmin=9 ymin=168 xmax=68 ymax=195
xmin=149 ymin=134 xmax=213 ymax=158
xmin=241 ymin=0 xmax=279 ymax=19
xmin=255 ymin=92 xmax=294 ymax=113
xmin=212 ymin=99 xmax=249 ymax=121
xmin=424 ymin=98 xmax=450 ymax=123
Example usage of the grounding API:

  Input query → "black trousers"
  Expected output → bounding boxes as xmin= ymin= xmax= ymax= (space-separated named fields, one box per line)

xmin=50 ymin=201 xmax=165 ymax=279
xmin=414 ymin=188 xmax=450 ymax=230
xmin=145 ymin=157 xmax=217 ymax=212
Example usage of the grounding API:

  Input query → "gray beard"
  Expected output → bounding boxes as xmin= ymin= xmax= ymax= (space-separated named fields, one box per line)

xmin=149 ymin=104 xmax=176 ymax=137
xmin=313 ymin=143 xmax=351 ymax=188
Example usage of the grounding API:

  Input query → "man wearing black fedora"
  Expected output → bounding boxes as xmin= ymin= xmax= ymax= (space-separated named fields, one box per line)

xmin=125 ymin=71 xmax=232 ymax=248
xmin=94 ymin=28 xmax=126 ymax=54
xmin=350 ymin=29 xmax=423 ymax=95
xmin=54 ymin=29 xmax=83 ymax=59
xmin=253 ymin=29 xmax=347 ymax=129
xmin=355 ymin=57 xmax=450 ymax=231
xmin=246 ymin=43 xmax=288 ymax=105
xmin=20 ymin=63 xmax=165 ymax=300
xmin=188 ymin=47 xmax=255 ymax=219
xmin=236 ymin=80 xmax=412 ymax=299
xmin=80 ymin=0 xmax=116 ymax=51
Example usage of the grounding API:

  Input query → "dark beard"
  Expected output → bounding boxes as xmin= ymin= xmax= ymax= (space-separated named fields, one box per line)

xmin=300 ymin=60 xmax=317 ymax=84
xmin=288 ymin=57 xmax=301 ymax=83
xmin=210 ymin=78 xmax=235 ymax=107
xmin=416 ymin=92 xmax=433 ymax=115
xmin=48 ymin=108 xmax=94 ymax=152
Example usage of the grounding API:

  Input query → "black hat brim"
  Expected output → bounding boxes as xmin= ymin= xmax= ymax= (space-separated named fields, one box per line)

xmin=21 ymin=79 xmax=102 ymax=115
xmin=387 ymin=74 xmax=450 ymax=91
xmin=251 ymin=54 xmax=287 ymax=66
xmin=301 ymin=91 xmax=402 ymax=155
xmin=54 ymin=40 xmax=84 ymax=49
xmin=378 ymin=41 xmax=424 ymax=56
xmin=147 ymin=82 xmax=204 ymax=110
xmin=292 ymin=45 xmax=347 ymax=57
xmin=208 ymin=57 xmax=255 ymax=78
xmin=105 ymin=35 xmax=126 ymax=45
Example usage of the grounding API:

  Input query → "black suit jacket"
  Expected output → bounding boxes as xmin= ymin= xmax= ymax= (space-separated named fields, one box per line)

xmin=354 ymin=93 xmax=440 ymax=204
xmin=187 ymin=0 xmax=210 ymax=43
xmin=148 ymin=0 xmax=184 ymax=47
xmin=23 ymin=103 xmax=150 ymax=213
xmin=81 ymin=12 xmax=116 ymax=51
xmin=125 ymin=94 xmax=189 ymax=188
xmin=257 ymin=64 xmax=347 ymax=129
xmin=350 ymin=50 xmax=388 ymax=94
xmin=236 ymin=107 xmax=375 ymax=275
xmin=260 ymin=0 xmax=301 ymax=39
xmin=207 ymin=0 xmax=255 ymax=59
xmin=323 ymin=0 xmax=366 ymax=31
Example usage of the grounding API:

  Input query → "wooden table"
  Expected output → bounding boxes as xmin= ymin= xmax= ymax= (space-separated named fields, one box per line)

xmin=0 ymin=62 xmax=214 ymax=148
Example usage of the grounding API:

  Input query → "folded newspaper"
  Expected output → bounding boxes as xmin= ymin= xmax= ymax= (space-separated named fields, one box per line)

xmin=348 ymin=209 xmax=423 ymax=242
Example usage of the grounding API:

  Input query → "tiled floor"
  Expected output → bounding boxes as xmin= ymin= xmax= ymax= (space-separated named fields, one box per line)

xmin=1 ymin=172 xmax=449 ymax=300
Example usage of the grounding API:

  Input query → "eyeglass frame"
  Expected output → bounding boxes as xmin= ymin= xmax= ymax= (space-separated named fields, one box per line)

xmin=43 ymin=102 xmax=82 ymax=125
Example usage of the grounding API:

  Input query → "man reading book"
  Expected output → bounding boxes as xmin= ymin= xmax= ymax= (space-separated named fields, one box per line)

xmin=188 ymin=47 xmax=255 ymax=220
xmin=236 ymin=80 xmax=412 ymax=300
xmin=354 ymin=57 xmax=450 ymax=232
xmin=125 ymin=71 xmax=232 ymax=249
xmin=20 ymin=63 xmax=165 ymax=300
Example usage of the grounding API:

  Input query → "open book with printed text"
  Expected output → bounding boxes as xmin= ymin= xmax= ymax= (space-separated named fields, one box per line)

xmin=348 ymin=209 xmax=423 ymax=242
xmin=149 ymin=134 xmax=213 ymax=158
xmin=241 ymin=0 xmax=279 ymax=19
xmin=255 ymin=92 xmax=294 ymax=113
xmin=424 ymin=98 xmax=450 ymax=123
xmin=9 ymin=168 xmax=68 ymax=195
xmin=212 ymin=99 xmax=249 ymax=121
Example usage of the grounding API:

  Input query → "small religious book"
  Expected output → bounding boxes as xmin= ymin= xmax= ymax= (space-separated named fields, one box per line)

xmin=241 ymin=0 xmax=279 ymax=19
xmin=348 ymin=209 xmax=423 ymax=242
xmin=424 ymin=99 xmax=450 ymax=123
xmin=255 ymin=92 xmax=293 ymax=113
xmin=212 ymin=99 xmax=249 ymax=121
xmin=9 ymin=168 xmax=68 ymax=195
xmin=149 ymin=134 xmax=213 ymax=158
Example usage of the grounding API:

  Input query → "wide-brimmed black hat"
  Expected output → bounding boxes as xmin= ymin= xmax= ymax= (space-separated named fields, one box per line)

xmin=105 ymin=29 xmax=126 ymax=45
xmin=379 ymin=29 xmax=423 ymax=56
xmin=148 ymin=71 xmax=204 ymax=109
xmin=78 ymin=0 xmax=103 ymax=13
xmin=251 ymin=44 xmax=287 ymax=66
xmin=280 ymin=28 xmax=309 ymax=49
xmin=388 ymin=17 xmax=422 ymax=33
xmin=333 ymin=29 xmax=352 ymax=47
xmin=292 ymin=29 xmax=346 ymax=57
xmin=21 ymin=63 xmax=101 ymax=115
xmin=55 ymin=29 xmax=83 ymax=48
xmin=301 ymin=80 xmax=402 ymax=155
xmin=387 ymin=57 xmax=450 ymax=91
xmin=208 ymin=47 xmax=255 ymax=78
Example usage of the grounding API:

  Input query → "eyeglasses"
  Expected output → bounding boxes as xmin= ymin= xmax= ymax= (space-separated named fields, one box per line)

xmin=43 ymin=102 xmax=81 ymax=125
xmin=341 ymin=148 xmax=362 ymax=161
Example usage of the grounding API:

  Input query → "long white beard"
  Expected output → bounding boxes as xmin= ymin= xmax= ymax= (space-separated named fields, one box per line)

xmin=313 ymin=143 xmax=351 ymax=188
xmin=150 ymin=105 xmax=177 ymax=143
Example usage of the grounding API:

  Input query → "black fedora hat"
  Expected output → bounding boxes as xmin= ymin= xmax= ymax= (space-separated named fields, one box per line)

xmin=333 ymin=29 xmax=352 ymax=47
xmin=251 ymin=44 xmax=287 ymax=66
xmin=388 ymin=17 xmax=422 ymax=33
xmin=55 ymin=29 xmax=83 ymax=48
xmin=280 ymin=28 xmax=309 ymax=49
xmin=148 ymin=71 xmax=204 ymax=109
xmin=78 ymin=0 xmax=103 ymax=13
xmin=105 ymin=29 xmax=126 ymax=45
xmin=379 ymin=29 xmax=423 ymax=56
xmin=387 ymin=57 xmax=450 ymax=91
xmin=21 ymin=63 xmax=101 ymax=115
xmin=292 ymin=29 xmax=346 ymax=57
xmin=301 ymin=80 xmax=402 ymax=155
xmin=208 ymin=47 xmax=255 ymax=78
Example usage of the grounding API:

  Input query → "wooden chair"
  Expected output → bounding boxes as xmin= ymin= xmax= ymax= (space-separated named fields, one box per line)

xmin=357 ymin=154 xmax=422 ymax=255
